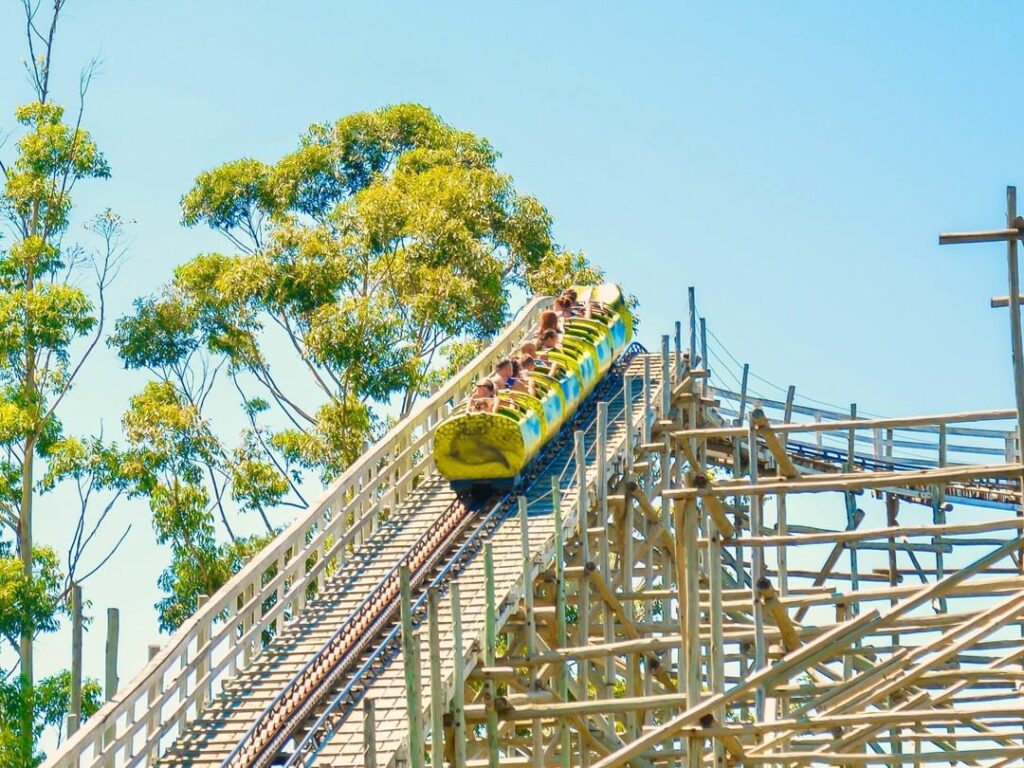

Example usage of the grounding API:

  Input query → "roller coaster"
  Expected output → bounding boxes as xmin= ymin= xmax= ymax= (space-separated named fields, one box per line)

xmin=45 ymin=277 xmax=1024 ymax=768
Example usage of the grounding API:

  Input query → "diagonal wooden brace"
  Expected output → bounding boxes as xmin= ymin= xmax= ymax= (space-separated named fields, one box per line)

xmin=751 ymin=408 xmax=800 ymax=478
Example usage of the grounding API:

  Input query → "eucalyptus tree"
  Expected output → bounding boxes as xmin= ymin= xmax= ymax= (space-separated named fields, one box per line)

xmin=114 ymin=103 xmax=603 ymax=629
xmin=0 ymin=1 xmax=124 ymax=761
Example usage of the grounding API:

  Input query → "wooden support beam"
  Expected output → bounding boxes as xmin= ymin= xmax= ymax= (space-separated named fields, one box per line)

xmin=68 ymin=583 xmax=82 ymax=738
xmin=551 ymin=480 xmax=571 ymax=768
xmin=671 ymin=408 xmax=1016 ymax=442
xmin=145 ymin=643 xmax=160 ymax=763
xmin=751 ymin=408 xmax=800 ymax=478
xmin=747 ymin=416 xmax=768 ymax=722
xmin=665 ymin=463 xmax=1024 ymax=500
xmin=991 ymin=295 xmax=1024 ymax=307
xmin=595 ymin=533 xmax=1024 ymax=768
xmin=428 ymin=587 xmax=446 ymax=768
xmin=939 ymin=226 xmax=1023 ymax=245
xmin=587 ymin=568 xmax=678 ymax=694
xmin=363 ymin=699 xmax=378 ymax=768
xmin=687 ymin=474 xmax=735 ymax=539
xmin=730 ymin=515 xmax=1024 ymax=549
xmin=451 ymin=582 xmax=468 ymax=768
xmin=794 ymin=508 xmax=865 ymax=622
xmin=400 ymin=566 xmax=424 ymax=768
xmin=757 ymin=578 xmax=801 ymax=652
xmin=623 ymin=481 xmax=679 ymax=560
xmin=105 ymin=607 xmax=119 ymax=701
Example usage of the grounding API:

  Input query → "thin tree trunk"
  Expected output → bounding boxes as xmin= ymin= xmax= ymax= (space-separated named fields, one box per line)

xmin=19 ymin=432 xmax=35 ymax=763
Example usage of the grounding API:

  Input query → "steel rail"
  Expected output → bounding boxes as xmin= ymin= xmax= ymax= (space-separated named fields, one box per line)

xmin=224 ymin=496 xmax=482 ymax=768
xmin=220 ymin=343 xmax=644 ymax=768
xmin=283 ymin=344 xmax=646 ymax=767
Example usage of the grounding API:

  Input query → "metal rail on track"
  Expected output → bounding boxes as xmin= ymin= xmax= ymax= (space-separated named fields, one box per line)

xmin=224 ymin=496 xmax=485 ymax=768
xmin=281 ymin=346 xmax=646 ymax=767
xmin=282 ymin=493 xmax=515 ymax=766
xmin=231 ymin=345 xmax=646 ymax=768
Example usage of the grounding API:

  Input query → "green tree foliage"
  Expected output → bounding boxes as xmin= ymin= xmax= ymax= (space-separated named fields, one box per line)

xmin=114 ymin=104 xmax=604 ymax=629
xmin=0 ymin=2 xmax=127 ymax=761
xmin=0 ymin=671 xmax=102 ymax=765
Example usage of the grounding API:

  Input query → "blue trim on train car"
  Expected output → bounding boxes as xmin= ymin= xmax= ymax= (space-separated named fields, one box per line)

xmin=595 ymin=337 xmax=612 ymax=372
xmin=578 ymin=356 xmax=597 ymax=391
xmin=610 ymin=316 xmax=626 ymax=349
xmin=561 ymin=371 xmax=581 ymax=405
xmin=520 ymin=409 xmax=543 ymax=455
xmin=542 ymin=390 xmax=563 ymax=429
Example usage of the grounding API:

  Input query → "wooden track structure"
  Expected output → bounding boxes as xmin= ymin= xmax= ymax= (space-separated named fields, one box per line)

xmin=43 ymin=198 xmax=1024 ymax=767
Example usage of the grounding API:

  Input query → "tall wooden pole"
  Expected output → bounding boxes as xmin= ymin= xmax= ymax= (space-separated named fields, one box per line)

xmin=483 ymin=544 xmax=501 ymax=768
xmin=105 ymin=608 xmax=119 ymax=701
xmin=427 ymin=587 xmax=445 ymax=768
xmin=1006 ymin=186 xmax=1024 ymax=459
xmin=674 ymin=321 xmax=683 ymax=380
xmin=700 ymin=318 xmax=709 ymax=397
xmin=450 ymin=582 xmax=468 ymax=768
xmin=68 ymin=583 xmax=82 ymax=737
xmin=400 ymin=566 xmax=424 ymax=768
xmin=363 ymin=699 xmax=378 ymax=768
xmin=747 ymin=418 xmax=766 ymax=720
xmin=688 ymin=287 xmax=697 ymax=369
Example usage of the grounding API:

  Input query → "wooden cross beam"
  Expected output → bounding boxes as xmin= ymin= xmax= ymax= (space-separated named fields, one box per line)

xmin=991 ymin=296 xmax=1024 ymax=308
xmin=939 ymin=186 xmax=1024 ymax=472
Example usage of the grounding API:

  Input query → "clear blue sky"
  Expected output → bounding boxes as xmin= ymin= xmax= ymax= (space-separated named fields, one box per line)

xmin=3 ymin=0 xmax=1023 ymax=733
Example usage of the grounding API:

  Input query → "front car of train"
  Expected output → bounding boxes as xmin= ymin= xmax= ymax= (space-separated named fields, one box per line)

xmin=434 ymin=284 xmax=633 ymax=494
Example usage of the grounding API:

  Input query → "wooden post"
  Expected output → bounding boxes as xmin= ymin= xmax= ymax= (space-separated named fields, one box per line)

xmin=707 ymin=525 xmax=725 ymax=764
xmin=68 ymin=583 xmax=82 ymax=737
xmin=104 ymin=608 xmax=120 ymax=700
xmin=574 ymin=430 xmax=591 ymax=736
xmin=733 ymin=364 xmax=751 ymax=604
xmin=624 ymin=375 xmax=635 ymax=478
xmin=144 ymin=643 xmax=161 ymax=762
xmin=748 ymin=417 xmax=767 ymax=721
xmin=400 ymin=566 xmax=424 ymax=768
xmin=596 ymin=402 xmax=614 ymax=695
xmin=195 ymin=595 xmax=209 ymax=714
xmin=783 ymin=385 xmax=796 ymax=423
xmin=552 ymin=479 xmax=572 ymax=768
xmin=427 ymin=587 xmax=445 ymax=768
xmin=676 ymin=500 xmax=700 ymax=705
xmin=700 ymin=317 xmax=709 ymax=397
xmin=777 ymin=386 xmax=795 ymax=598
xmin=934 ymin=423 xmax=949 ymax=614
xmin=1004 ymin=187 xmax=1024 ymax=467
xmin=243 ymin=581 xmax=255 ymax=665
xmin=674 ymin=320 xmax=683 ymax=380
xmin=846 ymin=403 xmax=861 ymax=614
xmin=886 ymin=492 xmax=902 ymax=679
xmin=688 ymin=287 xmax=697 ymax=369
xmin=363 ymin=698 xmax=378 ymax=768
xmin=450 ymin=582 xmax=468 ymax=768
xmin=643 ymin=355 xmax=653 ymax=444
xmin=99 ymin=604 xmax=120 ymax=759
xmin=519 ymin=497 xmax=537 ymax=658
xmin=484 ymin=544 xmax=501 ymax=768
xmin=1008 ymin=188 xmax=1024 ymax=572
xmin=662 ymin=335 xmax=672 ymax=415
xmin=738 ymin=364 xmax=750 ymax=424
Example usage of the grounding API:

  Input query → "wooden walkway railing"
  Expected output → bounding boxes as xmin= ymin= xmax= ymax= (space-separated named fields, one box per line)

xmin=43 ymin=297 xmax=553 ymax=768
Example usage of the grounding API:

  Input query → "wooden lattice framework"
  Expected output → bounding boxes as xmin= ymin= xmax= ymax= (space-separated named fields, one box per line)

xmin=389 ymin=343 xmax=1024 ymax=768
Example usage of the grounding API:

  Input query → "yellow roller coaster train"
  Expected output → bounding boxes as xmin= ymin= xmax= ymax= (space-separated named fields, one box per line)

xmin=435 ymin=283 xmax=633 ymax=494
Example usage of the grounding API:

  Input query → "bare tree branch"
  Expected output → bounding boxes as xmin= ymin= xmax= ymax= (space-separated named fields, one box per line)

xmin=231 ymin=373 xmax=308 ymax=507
xmin=70 ymin=525 xmax=131 ymax=586
xmin=43 ymin=210 xmax=126 ymax=422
